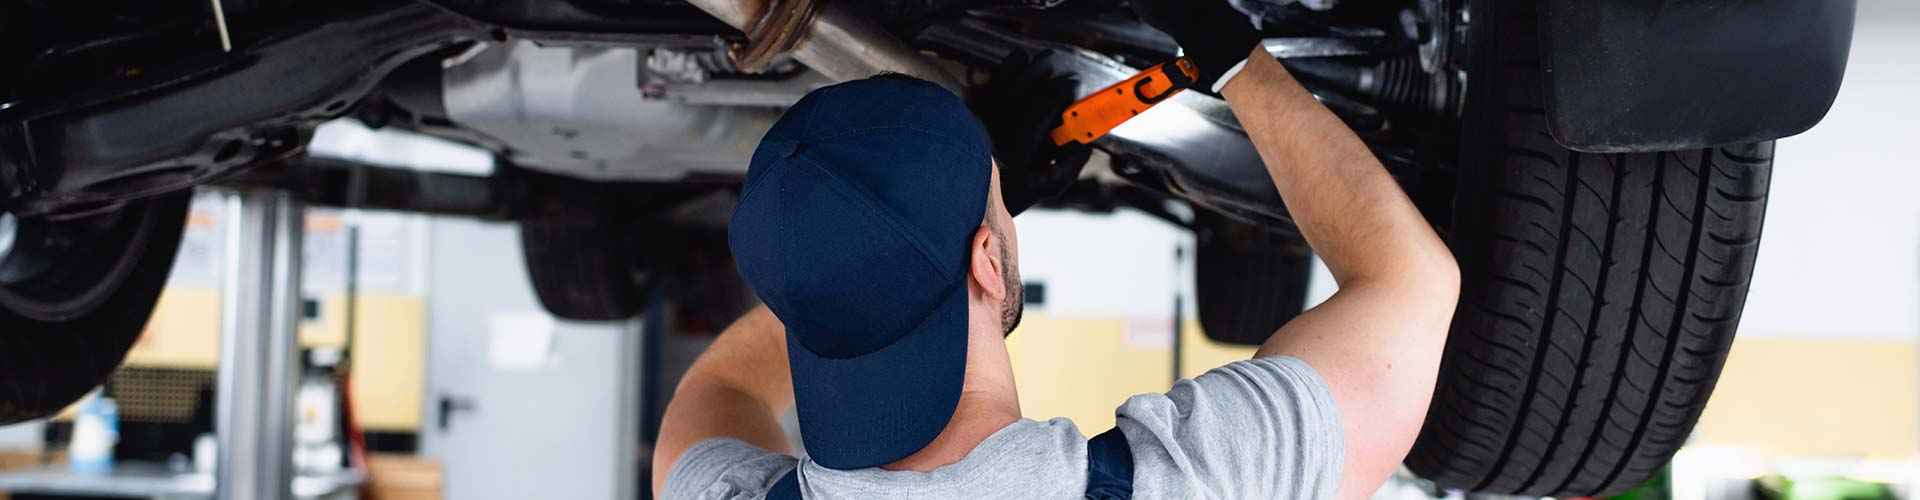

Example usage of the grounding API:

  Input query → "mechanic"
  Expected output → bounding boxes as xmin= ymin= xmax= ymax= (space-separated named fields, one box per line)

xmin=651 ymin=1 xmax=1460 ymax=498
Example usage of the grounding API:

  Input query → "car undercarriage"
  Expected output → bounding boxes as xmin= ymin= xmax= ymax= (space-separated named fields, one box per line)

xmin=0 ymin=0 xmax=1465 ymax=227
xmin=0 ymin=0 xmax=1855 ymax=496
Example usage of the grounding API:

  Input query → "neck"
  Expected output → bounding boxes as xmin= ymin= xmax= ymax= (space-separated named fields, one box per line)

xmin=880 ymin=390 xmax=1021 ymax=472
xmin=881 ymin=321 xmax=1021 ymax=472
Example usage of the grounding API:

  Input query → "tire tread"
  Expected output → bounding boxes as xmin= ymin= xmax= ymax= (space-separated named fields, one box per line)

xmin=1403 ymin=0 xmax=1770 ymax=495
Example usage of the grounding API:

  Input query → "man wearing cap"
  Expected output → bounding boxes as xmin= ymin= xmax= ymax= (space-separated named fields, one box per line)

xmin=652 ymin=1 xmax=1459 ymax=498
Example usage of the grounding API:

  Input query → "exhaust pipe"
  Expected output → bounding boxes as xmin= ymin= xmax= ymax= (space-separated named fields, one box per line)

xmin=685 ymin=0 xmax=963 ymax=92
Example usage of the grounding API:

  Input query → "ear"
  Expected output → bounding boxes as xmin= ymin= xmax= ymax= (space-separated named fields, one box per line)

xmin=968 ymin=224 xmax=1007 ymax=300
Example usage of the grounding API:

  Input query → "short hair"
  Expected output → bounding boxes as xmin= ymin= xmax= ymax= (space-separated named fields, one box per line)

xmin=871 ymin=72 xmax=931 ymax=84
xmin=983 ymin=167 xmax=1006 ymax=240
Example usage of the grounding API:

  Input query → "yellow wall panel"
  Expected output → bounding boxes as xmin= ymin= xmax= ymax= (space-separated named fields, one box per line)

xmin=1005 ymin=315 xmax=1257 ymax=433
xmin=125 ymin=288 xmax=223 ymax=369
xmin=1007 ymin=315 xmax=1171 ymax=432
xmin=1177 ymin=320 xmax=1259 ymax=379
xmin=121 ymin=285 xmax=1920 ymax=458
xmin=1012 ymin=316 xmax=1917 ymax=462
xmin=122 ymin=289 xmax=427 ymax=432
xmin=1691 ymin=338 xmax=1917 ymax=458
xmin=303 ymin=294 xmax=428 ymax=432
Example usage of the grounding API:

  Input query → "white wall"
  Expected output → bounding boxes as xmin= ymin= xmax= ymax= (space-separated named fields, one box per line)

xmin=0 ymin=421 xmax=40 ymax=451
xmin=1739 ymin=2 xmax=1920 ymax=341
xmin=1013 ymin=206 xmax=1338 ymax=324
xmin=1013 ymin=208 xmax=1190 ymax=320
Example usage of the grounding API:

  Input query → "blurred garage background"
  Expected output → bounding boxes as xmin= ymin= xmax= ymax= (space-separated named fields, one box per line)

xmin=0 ymin=0 xmax=1915 ymax=499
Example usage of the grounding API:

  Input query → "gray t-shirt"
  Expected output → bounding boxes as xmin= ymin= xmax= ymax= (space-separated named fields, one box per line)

xmin=663 ymin=356 xmax=1344 ymax=499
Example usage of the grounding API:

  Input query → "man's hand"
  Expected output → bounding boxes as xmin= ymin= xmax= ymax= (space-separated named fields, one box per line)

xmin=970 ymin=48 xmax=1092 ymax=215
xmin=1128 ymin=0 xmax=1263 ymax=91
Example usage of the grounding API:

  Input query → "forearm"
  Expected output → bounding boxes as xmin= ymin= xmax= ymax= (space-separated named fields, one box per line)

xmin=1219 ymin=52 xmax=1454 ymax=286
xmin=683 ymin=305 xmax=795 ymax=409
xmin=651 ymin=305 xmax=794 ymax=496
xmin=1219 ymin=50 xmax=1458 ymax=500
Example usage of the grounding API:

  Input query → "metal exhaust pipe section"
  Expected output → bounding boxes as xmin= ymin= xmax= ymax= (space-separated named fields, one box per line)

xmin=685 ymin=0 xmax=964 ymax=92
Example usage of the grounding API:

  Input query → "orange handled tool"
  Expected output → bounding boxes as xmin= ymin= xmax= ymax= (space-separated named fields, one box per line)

xmin=1050 ymin=57 xmax=1201 ymax=146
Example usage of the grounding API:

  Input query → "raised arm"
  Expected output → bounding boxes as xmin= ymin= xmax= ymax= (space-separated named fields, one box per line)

xmin=1220 ymin=52 xmax=1460 ymax=499
xmin=650 ymin=305 xmax=794 ymax=497
xmin=1128 ymin=0 xmax=1459 ymax=494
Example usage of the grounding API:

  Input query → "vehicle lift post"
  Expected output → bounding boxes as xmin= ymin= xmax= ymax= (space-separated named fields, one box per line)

xmin=214 ymin=190 xmax=305 ymax=500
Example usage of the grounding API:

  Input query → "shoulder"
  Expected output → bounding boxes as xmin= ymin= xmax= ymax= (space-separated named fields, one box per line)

xmin=663 ymin=438 xmax=800 ymax=500
xmin=1119 ymin=355 xmax=1338 ymax=417
xmin=1113 ymin=356 xmax=1344 ymax=498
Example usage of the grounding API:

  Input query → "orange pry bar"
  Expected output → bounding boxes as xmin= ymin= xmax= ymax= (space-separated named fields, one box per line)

xmin=1050 ymin=57 xmax=1200 ymax=147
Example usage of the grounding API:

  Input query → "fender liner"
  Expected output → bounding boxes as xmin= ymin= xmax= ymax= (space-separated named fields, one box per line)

xmin=1540 ymin=0 xmax=1856 ymax=152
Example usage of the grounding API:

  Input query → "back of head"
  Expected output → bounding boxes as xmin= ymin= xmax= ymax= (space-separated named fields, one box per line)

xmin=727 ymin=75 xmax=993 ymax=470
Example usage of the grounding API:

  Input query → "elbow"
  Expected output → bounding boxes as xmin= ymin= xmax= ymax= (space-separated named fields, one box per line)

xmin=1340 ymin=238 xmax=1460 ymax=308
xmin=1411 ymin=235 xmax=1460 ymax=305
xmin=1429 ymin=249 xmax=1461 ymax=306
xmin=1375 ymin=247 xmax=1460 ymax=341
xmin=1422 ymin=250 xmax=1461 ymax=330
xmin=1398 ymin=245 xmax=1461 ymax=320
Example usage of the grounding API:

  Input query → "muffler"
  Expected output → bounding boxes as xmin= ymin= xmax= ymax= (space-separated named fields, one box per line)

xmin=685 ymin=0 xmax=963 ymax=92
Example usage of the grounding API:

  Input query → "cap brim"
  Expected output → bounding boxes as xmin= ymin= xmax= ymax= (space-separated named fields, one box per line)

xmin=786 ymin=284 xmax=968 ymax=470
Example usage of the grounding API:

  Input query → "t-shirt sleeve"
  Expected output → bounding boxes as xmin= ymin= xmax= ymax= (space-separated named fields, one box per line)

xmin=1114 ymin=355 xmax=1344 ymax=499
xmin=661 ymin=438 xmax=799 ymax=500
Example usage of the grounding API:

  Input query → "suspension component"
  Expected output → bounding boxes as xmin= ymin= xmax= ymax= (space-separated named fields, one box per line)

xmin=1282 ymin=56 xmax=1461 ymax=117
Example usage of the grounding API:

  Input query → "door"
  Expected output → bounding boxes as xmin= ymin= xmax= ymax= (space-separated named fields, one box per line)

xmin=417 ymin=218 xmax=641 ymax=500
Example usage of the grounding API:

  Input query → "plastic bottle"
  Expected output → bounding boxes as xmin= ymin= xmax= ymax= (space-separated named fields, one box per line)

xmin=69 ymin=394 xmax=119 ymax=474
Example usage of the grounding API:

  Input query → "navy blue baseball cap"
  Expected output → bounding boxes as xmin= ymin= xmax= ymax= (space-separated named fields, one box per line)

xmin=728 ymin=76 xmax=993 ymax=470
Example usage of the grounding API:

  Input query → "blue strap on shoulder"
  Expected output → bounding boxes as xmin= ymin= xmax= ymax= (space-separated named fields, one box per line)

xmin=766 ymin=467 xmax=803 ymax=500
xmin=761 ymin=428 xmax=1134 ymax=500
xmin=1083 ymin=427 xmax=1135 ymax=500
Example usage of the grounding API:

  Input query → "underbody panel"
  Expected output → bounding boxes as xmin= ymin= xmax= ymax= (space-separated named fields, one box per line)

xmin=442 ymin=41 xmax=786 ymax=181
xmin=0 ymin=2 xmax=485 ymax=214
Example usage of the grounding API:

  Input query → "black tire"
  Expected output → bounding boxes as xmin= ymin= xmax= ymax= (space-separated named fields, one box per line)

xmin=1193 ymin=210 xmax=1313 ymax=346
xmin=519 ymin=217 xmax=642 ymax=321
xmin=1404 ymin=0 xmax=1772 ymax=496
xmin=0 ymin=192 xmax=193 ymax=424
